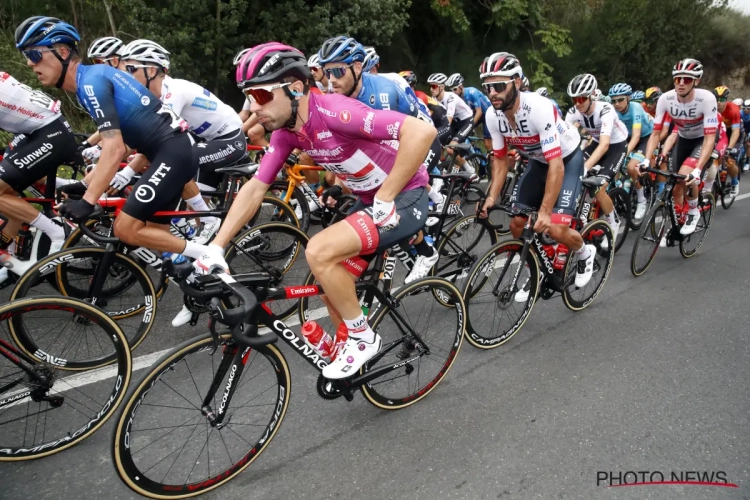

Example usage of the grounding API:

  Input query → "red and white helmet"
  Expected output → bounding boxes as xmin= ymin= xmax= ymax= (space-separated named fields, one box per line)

xmin=672 ymin=58 xmax=703 ymax=79
xmin=479 ymin=52 xmax=522 ymax=79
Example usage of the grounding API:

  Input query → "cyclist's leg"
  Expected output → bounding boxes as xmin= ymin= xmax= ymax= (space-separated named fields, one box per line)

xmin=675 ymin=137 xmax=705 ymax=234
xmin=593 ymin=142 xmax=627 ymax=237
xmin=115 ymin=134 xmax=202 ymax=255
xmin=509 ymin=159 xmax=546 ymax=238
xmin=670 ymin=135 xmax=694 ymax=206
xmin=546 ymin=149 xmax=585 ymax=255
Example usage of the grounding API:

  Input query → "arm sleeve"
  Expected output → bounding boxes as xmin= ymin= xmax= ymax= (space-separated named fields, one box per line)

xmin=599 ymin=104 xmax=615 ymax=137
xmin=703 ymin=95 xmax=718 ymax=135
xmin=652 ymin=95 xmax=668 ymax=131
xmin=533 ymin=99 xmax=563 ymax=161
xmin=254 ymin=132 xmax=294 ymax=184
xmin=486 ymin=114 xmax=506 ymax=156
xmin=80 ymin=75 xmax=121 ymax=132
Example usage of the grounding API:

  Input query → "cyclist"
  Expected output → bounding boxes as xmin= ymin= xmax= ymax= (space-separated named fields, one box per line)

xmin=714 ymin=86 xmax=740 ymax=198
xmin=476 ymin=52 xmax=595 ymax=289
xmin=566 ymin=74 xmax=628 ymax=248
xmin=400 ymin=70 xmax=429 ymax=104
xmin=426 ymin=72 xmax=476 ymax=173
xmin=87 ymin=36 xmax=123 ymax=67
xmin=307 ymin=53 xmax=331 ymax=93
xmin=318 ymin=36 xmax=442 ymax=283
xmin=536 ymin=87 xmax=563 ymax=116
xmin=363 ymin=46 xmax=379 ymax=74
xmin=17 ymin=17 xmax=211 ymax=261
xmin=640 ymin=58 xmax=717 ymax=236
xmin=195 ymin=42 xmax=437 ymax=378
xmin=631 ymin=90 xmax=645 ymax=103
xmin=236 ymin=48 xmax=269 ymax=147
xmin=741 ymin=98 xmax=750 ymax=171
xmin=0 ymin=70 xmax=77 ymax=270
xmin=608 ymin=82 xmax=654 ymax=219
xmin=733 ymin=97 xmax=743 ymax=107
xmin=643 ymin=87 xmax=660 ymax=117
xmin=446 ymin=73 xmax=493 ymax=152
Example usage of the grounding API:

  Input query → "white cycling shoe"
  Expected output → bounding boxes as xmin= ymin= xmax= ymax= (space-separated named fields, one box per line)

xmin=322 ymin=334 xmax=382 ymax=380
xmin=193 ymin=220 xmax=221 ymax=245
xmin=172 ymin=305 xmax=193 ymax=327
xmin=405 ymin=249 xmax=439 ymax=283
xmin=680 ymin=213 xmax=699 ymax=235
xmin=634 ymin=200 xmax=648 ymax=220
xmin=574 ymin=244 xmax=596 ymax=288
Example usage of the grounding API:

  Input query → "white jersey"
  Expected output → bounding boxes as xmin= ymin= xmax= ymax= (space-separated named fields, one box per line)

xmin=0 ymin=72 xmax=61 ymax=135
xmin=486 ymin=91 xmax=580 ymax=164
xmin=161 ymin=76 xmax=242 ymax=141
xmin=653 ymin=88 xmax=718 ymax=140
xmin=439 ymin=91 xmax=473 ymax=121
xmin=565 ymin=101 xmax=628 ymax=144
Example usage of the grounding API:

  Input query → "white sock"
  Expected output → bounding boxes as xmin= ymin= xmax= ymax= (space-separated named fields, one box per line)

xmin=185 ymin=194 xmax=219 ymax=225
xmin=182 ymin=240 xmax=209 ymax=259
xmin=30 ymin=213 xmax=64 ymax=240
xmin=703 ymin=180 xmax=714 ymax=193
xmin=344 ymin=313 xmax=375 ymax=343
xmin=55 ymin=177 xmax=77 ymax=188
xmin=636 ymin=187 xmax=646 ymax=203
xmin=605 ymin=210 xmax=617 ymax=226
xmin=575 ymin=244 xmax=592 ymax=260
xmin=687 ymin=198 xmax=699 ymax=215
xmin=428 ymin=189 xmax=443 ymax=204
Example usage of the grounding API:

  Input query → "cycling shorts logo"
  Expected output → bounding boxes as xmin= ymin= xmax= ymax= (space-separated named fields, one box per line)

xmin=141 ymin=96 xmax=150 ymax=106
xmin=135 ymin=185 xmax=156 ymax=203
xmin=340 ymin=110 xmax=351 ymax=123
xmin=234 ymin=140 xmax=244 ymax=150
xmin=413 ymin=207 xmax=423 ymax=219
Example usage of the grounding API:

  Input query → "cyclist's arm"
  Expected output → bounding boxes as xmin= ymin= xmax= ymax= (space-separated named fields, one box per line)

xmin=627 ymin=124 xmax=641 ymax=154
xmin=661 ymin=129 xmax=678 ymax=156
xmin=729 ymin=124 xmax=740 ymax=149
xmin=376 ymin=116 xmax=436 ymax=202
xmin=585 ymin=134 xmax=611 ymax=171
xmin=472 ymin=105 xmax=483 ymax=127
xmin=695 ymin=101 xmax=719 ymax=170
xmin=535 ymin=101 xmax=566 ymax=213
xmin=585 ymin=107 xmax=615 ymax=169
xmin=85 ymin=131 xmax=101 ymax=146
xmin=83 ymin=130 xmax=127 ymax=204
xmin=242 ymin=112 xmax=260 ymax=134
xmin=444 ymin=95 xmax=456 ymax=124
xmin=541 ymin=156 xmax=565 ymax=215
xmin=485 ymin=153 xmax=508 ymax=202
xmin=648 ymin=96 xmax=669 ymax=163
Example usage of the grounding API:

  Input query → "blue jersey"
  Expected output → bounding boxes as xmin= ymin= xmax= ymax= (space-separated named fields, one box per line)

xmin=356 ymin=73 xmax=419 ymax=117
xmin=615 ymin=101 xmax=653 ymax=139
xmin=741 ymin=109 xmax=750 ymax=133
xmin=462 ymin=87 xmax=490 ymax=115
xmin=75 ymin=64 xmax=188 ymax=159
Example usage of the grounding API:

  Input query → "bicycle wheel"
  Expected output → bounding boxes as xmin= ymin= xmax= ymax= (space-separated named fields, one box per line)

xmin=608 ymin=187 xmax=631 ymax=254
xmin=0 ymin=296 xmax=131 ymax=461
xmin=630 ymin=201 xmax=669 ymax=277
xmin=720 ymin=179 xmax=735 ymax=210
xmin=251 ymin=195 xmax=300 ymax=228
xmin=269 ymin=180 xmax=310 ymax=233
xmin=629 ymin=178 xmax=657 ymax=230
xmin=360 ymin=278 xmax=465 ymax=410
xmin=225 ymin=222 xmax=309 ymax=321
xmin=431 ymin=214 xmax=498 ymax=301
xmin=462 ymin=240 xmax=540 ymax=349
xmin=562 ymin=219 xmax=615 ymax=311
xmin=112 ymin=333 xmax=291 ymax=498
xmin=680 ymin=192 xmax=715 ymax=258
xmin=10 ymin=247 xmax=157 ymax=367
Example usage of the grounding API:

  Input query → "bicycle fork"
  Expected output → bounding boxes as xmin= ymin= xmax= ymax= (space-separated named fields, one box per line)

xmin=200 ymin=343 xmax=252 ymax=429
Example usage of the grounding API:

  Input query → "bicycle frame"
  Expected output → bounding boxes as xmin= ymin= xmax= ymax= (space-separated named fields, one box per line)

xmin=0 ymin=337 xmax=58 ymax=410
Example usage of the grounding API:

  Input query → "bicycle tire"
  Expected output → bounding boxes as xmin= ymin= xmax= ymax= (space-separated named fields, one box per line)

xmin=112 ymin=333 xmax=291 ymax=498
xmin=9 ymin=247 xmax=157 ymax=368
xmin=250 ymin=195 xmax=300 ymax=228
xmin=269 ymin=180 xmax=310 ymax=232
xmin=720 ymin=180 xmax=735 ymax=210
xmin=608 ymin=187 xmax=631 ymax=254
xmin=462 ymin=239 xmax=540 ymax=349
xmin=562 ymin=219 xmax=615 ymax=312
xmin=630 ymin=201 xmax=668 ymax=277
xmin=680 ymin=192 xmax=715 ymax=258
xmin=0 ymin=296 xmax=131 ymax=461
xmin=360 ymin=277 xmax=465 ymax=410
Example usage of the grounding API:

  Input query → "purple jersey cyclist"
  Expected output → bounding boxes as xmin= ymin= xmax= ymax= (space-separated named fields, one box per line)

xmin=194 ymin=42 xmax=438 ymax=379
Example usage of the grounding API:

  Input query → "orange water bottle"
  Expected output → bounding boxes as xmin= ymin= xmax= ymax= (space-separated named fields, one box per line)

xmin=301 ymin=321 xmax=334 ymax=358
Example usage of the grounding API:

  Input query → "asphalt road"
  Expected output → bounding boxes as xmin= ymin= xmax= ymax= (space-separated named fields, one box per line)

xmin=2 ymin=194 xmax=749 ymax=500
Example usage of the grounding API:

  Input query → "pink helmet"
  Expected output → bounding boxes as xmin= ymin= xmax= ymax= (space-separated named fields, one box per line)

xmin=236 ymin=42 xmax=311 ymax=88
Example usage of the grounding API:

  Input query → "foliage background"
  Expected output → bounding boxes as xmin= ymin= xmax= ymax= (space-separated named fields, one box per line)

xmin=1 ymin=0 xmax=749 ymax=142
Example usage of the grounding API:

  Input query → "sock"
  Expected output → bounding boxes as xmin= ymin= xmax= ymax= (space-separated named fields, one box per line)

xmin=575 ymin=244 xmax=591 ymax=260
xmin=636 ymin=187 xmax=646 ymax=203
xmin=703 ymin=180 xmax=714 ymax=192
xmin=185 ymin=194 xmax=219 ymax=225
xmin=30 ymin=213 xmax=64 ymax=240
xmin=344 ymin=313 xmax=375 ymax=343
xmin=687 ymin=198 xmax=699 ymax=214
xmin=414 ymin=238 xmax=435 ymax=258
xmin=605 ymin=210 xmax=617 ymax=226
xmin=428 ymin=189 xmax=443 ymax=204
xmin=55 ymin=177 xmax=77 ymax=188
xmin=731 ymin=176 xmax=739 ymax=186
xmin=182 ymin=240 xmax=209 ymax=259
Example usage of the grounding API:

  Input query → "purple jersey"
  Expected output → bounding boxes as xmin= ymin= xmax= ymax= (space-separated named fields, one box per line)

xmin=256 ymin=92 xmax=428 ymax=203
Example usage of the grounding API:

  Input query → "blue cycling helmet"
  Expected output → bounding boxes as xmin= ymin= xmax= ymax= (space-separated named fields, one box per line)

xmin=631 ymin=90 xmax=645 ymax=102
xmin=15 ymin=16 xmax=80 ymax=49
xmin=318 ymin=36 xmax=366 ymax=65
xmin=363 ymin=46 xmax=380 ymax=72
xmin=608 ymin=83 xmax=632 ymax=97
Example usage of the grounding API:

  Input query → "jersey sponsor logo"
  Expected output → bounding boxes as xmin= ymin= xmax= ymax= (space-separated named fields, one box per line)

xmin=202 ymin=88 xmax=211 ymax=97
xmin=540 ymin=136 xmax=557 ymax=146
xmin=165 ymin=93 xmax=172 ymax=99
xmin=147 ymin=163 xmax=172 ymax=185
xmin=362 ymin=111 xmax=375 ymax=135
xmin=0 ymin=99 xmax=49 ymax=121
xmin=193 ymin=121 xmax=212 ymax=135
xmin=340 ymin=110 xmax=351 ymax=123
xmin=191 ymin=97 xmax=218 ymax=111
xmin=316 ymin=105 xmax=337 ymax=117
xmin=216 ymin=123 xmax=230 ymax=135
xmin=12 ymin=142 xmax=54 ymax=169
xmin=387 ymin=122 xmax=400 ymax=139
xmin=0 ymin=72 xmax=9 ymax=82
xmin=316 ymin=130 xmax=332 ymax=140
xmin=379 ymin=93 xmax=391 ymax=110
xmin=135 ymin=184 xmax=156 ymax=203
xmin=369 ymin=94 xmax=375 ymax=105
xmin=83 ymin=85 xmax=105 ymax=119
xmin=141 ymin=95 xmax=150 ymax=106
xmin=307 ymin=145 xmax=344 ymax=157
xmin=198 ymin=143 xmax=238 ymax=165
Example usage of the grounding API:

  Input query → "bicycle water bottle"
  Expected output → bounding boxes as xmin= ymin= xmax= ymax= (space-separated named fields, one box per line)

xmin=330 ymin=323 xmax=349 ymax=361
xmin=16 ymin=227 xmax=33 ymax=261
xmin=172 ymin=218 xmax=196 ymax=239
xmin=623 ymin=179 xmax=632 ymax=193
xmin=553 ymin=245 xmax=569 ymax=270
xmin=301 ymin=321 xmax=334 ymax=358
xmin=162 ymin=251 xmax=187 ymax=265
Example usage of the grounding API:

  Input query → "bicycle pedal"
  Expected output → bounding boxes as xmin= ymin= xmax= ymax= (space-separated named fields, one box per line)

xmin=189 ymin=311 xmax=201 ymax=326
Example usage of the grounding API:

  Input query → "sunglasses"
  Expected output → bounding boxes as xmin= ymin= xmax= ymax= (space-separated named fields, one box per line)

xmin=482 ymin=81 xmax=512 ymax=94
xmin=717 ymin=97 xmax=728 ymax=102
xmin=744 ymin=107 xmax=750 ymax=112
xmin=242 ymin=82 xmax=292 ymax=105
xmin=450 ymin=86 xmax=461 ymax=92
xmin=93 ymin=57 xmax=118 ymax=66
xmin=324 ymin=66 xmax=351 ymax=79
xmin=572 ymin=96 xmax=589 ymax=104
xmin=673 ymin=76 xmax=695 ymax=85
xmin=612 ymin=97 xmax=627 ymax=103
xmin=22 ymin=47 xmax=54 ymax=64
xmin=430 ymin=84 xmax=441 ymax=90
xmin=124 ymin=64 xmax=157 ymax=74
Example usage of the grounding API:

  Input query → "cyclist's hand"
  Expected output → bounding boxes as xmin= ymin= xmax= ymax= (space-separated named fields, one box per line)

xmin=58 ymin=181 xmax=88 ymax=201
xmin=109 ymin=166 xmax=137 ymax=192
xmin=478 ymin=197 xmax=495 ymax=219
xmin=320 ymin=185 xmax=343 ymax=208
xmin=81 ymin=145 xmax=102 ymax=163
xmin=58 ymin=198 xmax=95 ymax=222
xmin=193 ymin=244 xmax=229 ymax=275
xmin=686 ymin=167 xmax=702 ymax=186
xmin=637 ymin=158 xmax=650 ymax=172
xmin=372 ymin=196 xmax=400 ymax=229
xmin=534 ymin=209 xmax=552 ymax=234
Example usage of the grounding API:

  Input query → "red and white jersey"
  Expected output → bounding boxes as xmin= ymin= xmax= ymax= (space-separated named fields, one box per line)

xmin=0 ymin=72 xmax=61 ymax=135
xmin=653 ymin=88 xmax=718 ymax=140
xmin=486 ymin=91 xmax=580 ymax=164
xmin=565 ymin=101 xmax=628 ymax=144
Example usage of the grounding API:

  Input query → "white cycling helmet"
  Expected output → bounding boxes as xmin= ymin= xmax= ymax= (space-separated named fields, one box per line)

xmin=427 ymin=73 xmax=448 ymax=85
xmin=479 ymin=52 xmax=522 ymax=79
xmin=307 ymin=53 xmax=321 ymax=70
xmin=535 ymin=87 xmax=549 ymax=97
xmin=744 ymin=99 xmax=750 ymax=108
xmin=732 ymin=97 xmax=742 ymax=106
xmin=521 ymin=75 xmax=530 ymax=90
xmin=446 ymin=73 xmax=464 ymax=88
xmin=363 ymin=46 xmax=380 ymax=72
xmin=567 ymin=73 xmax=598 ymax=97
xmin=88 ymin=36 xmax=123 ymax=59
xmin=672 ymin=58 xmax=703 ymax=79
xmin=233 ymin=48 xmax=251 ymax=66
xmin=120 ymin=39 xmax=171 ymax=69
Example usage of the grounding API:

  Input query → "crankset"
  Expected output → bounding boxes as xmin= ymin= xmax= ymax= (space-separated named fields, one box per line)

xmin=316 ymin=374 xmax=354 ymax=401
